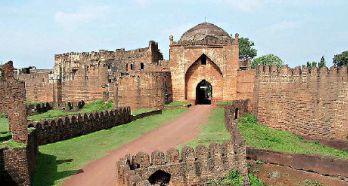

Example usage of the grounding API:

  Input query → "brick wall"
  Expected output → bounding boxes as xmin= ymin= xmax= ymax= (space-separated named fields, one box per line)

xmin=28 ymin=107 xmax=131 ymax=145
xmin=116 ymin=101 xmax=249 ymax=185
xmin=252 ymin=65 xmax=348 ymax=141
xmin=0 ymin=129 xmax=37 ymax=186
xmin=169 ymin=34 xmax=239 ymax=102
xmin=236 ymin=70 xmax=256 ymax=100
xmin=115 ymin=71 xmax=172 ymax=110
xmin=0 ymin=61 xmax=28 ymax=142
xmin=16 ymin=69 xmax=54 ymax=103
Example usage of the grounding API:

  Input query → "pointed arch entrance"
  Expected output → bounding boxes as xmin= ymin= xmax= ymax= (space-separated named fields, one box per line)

xmin=196 ymin=80 xmax=212 ymax=104
xmin=185 ymin=54 xmax=223 ymax=104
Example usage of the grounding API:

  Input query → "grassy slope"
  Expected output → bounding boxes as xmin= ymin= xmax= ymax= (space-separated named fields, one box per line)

xmin=186 ymin=107 xmax=230 ymax=148
xmin=0 ymin=117 xmax=9 ymax=133
xmin=165 ymin=101 xmax=191 ymax=107
xmin=33 ymin=108 xmax=186 ymax=186
xmin=131 ymin=108 xmax=155 ymax=115
xmin=29 ymin=100 xmax=113 ymax=122
xmin=239 ymin=114 xmax=348 ymax=159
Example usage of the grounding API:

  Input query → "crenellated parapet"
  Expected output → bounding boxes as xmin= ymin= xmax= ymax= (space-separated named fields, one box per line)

xmin=55 ymin=47 xmax=149 ymax=63
xmin=253 ymin=65 xmax=348 ymax=141
xmin=117 ymin=141 xmax=244 ymax=185
xmin=255 ymin=65 xmax=348 ymax=79
xmin=117 ymin=100 xmax=250 ymax=185
xmin=28 ymin=107 xmax=131 ymax=145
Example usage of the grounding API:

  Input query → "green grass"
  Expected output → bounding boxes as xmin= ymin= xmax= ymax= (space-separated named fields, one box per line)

xmin=0 ymin=116 xmax=9 ymax=133
xmin=238 ymin=114 xmax=348 ymax=159
xmin=131 ymin=108 xmax=155 ymax=115
xmin=216 ymin=100 xmax=234 ymax=106
xmin=0 ymin=139 xmax=26 ymax=149
xmin=186 ymin=107 xmax=230 ymax=148
xmin=165 ymin=101 xmax=191 ymax=107
xmin=29 ymin=100 xmax=113 ymax=122
xmin=208 ymin=170 xmax=264 ymax=186
xmin=33 ymin=108 xmax=187 ymax=186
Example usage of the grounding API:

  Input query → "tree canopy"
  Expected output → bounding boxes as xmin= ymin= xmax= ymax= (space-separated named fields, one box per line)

xmin=251 ymin=54 xmax=284 ymax=68
xmin=318 ymin=56 xmax=326 ymax=68
xmin=239 ymin=37 xmax=257 ymax=60
xmin=333 ymin=51 xmax=348 ymax=67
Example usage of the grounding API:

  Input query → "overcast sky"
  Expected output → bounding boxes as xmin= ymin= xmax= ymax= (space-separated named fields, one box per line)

xmin=0 ymin=0 xmax=347 ymax=68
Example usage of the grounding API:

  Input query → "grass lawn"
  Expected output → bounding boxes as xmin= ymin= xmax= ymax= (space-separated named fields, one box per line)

xmin=131 ymin=108 xmax=155 ymax=115
xmin=29 ymin=100 xmax=113 ymax=122
xmin=0 ymin=116 xmax=9 ymax=133
xmin=186 ymin=107 xmax=230 ymax=148
xmin=238 ymin=114 xmax=348 ymax=159
xmin=33 ymin=108 xmax=187 ymax=186
xmin=165 ymin=101 xmax=191 ymax=107
xmin=216 ymin=100 xmax=234 ymax=106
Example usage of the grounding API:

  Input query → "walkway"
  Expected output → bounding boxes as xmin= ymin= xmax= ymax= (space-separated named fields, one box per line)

xmin=63 ymin=105 xmax=212 ymax=186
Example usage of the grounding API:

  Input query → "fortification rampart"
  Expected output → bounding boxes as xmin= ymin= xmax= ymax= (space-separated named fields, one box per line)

xmin=28 ymin=107 xmax=131 ymax=145
xmin=117 ymin=100 xmax=250 ymax=185
xmin=0 ymin=61 xmax=28 ymax=142
xmin=116 ymin=71 xmax=172 ymax=110
xmin=16 ymin=69 xmax=54 ymax=103
xmin=54 ymin=47 xmax=148 ymax=62
xmin=252 ymin=65 xmax=348 ymax=141
xmin=0 ymin=61 xmax=38 ymax=186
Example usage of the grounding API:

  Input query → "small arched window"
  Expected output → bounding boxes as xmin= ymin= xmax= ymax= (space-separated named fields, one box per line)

xmin=126 ymin=64 xmax=129 ymax=71
xmin=130 ymin=64 xmax=134 ymax=70
xmin=234 ymin=108 xmax=239 ymax=120
xmin=201 ymin=54 xmax=207 ymax=65
xmin=140 ymin=63 xmax=144 ymax=70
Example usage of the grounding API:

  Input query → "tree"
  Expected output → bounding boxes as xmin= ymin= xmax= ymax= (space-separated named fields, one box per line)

xmin=333 ymin=51 xmax=348 ymax=67
xmin=318 ymin=56 xmax=326 ymax=68
xmin=307 ymin=61 xmax=317 ymax=69
xmin=239 ymin=37 xmax=257 ymax=60
xmin=251 ymin=54 xmax=284 ymax=68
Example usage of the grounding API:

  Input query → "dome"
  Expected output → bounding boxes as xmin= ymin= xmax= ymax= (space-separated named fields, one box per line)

xmin=179 ymin=22 xmax=232 ymax=45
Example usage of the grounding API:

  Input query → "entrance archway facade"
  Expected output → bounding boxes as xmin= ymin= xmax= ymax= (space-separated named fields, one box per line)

xmin=185 ymin=54 xmax=223 ymax=104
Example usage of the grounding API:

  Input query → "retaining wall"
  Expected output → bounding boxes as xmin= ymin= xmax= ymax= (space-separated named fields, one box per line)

xmin=28 ymin=107 xmax=131 ymax=145
xmin=246 ymin=147 xmax=348 ymax=180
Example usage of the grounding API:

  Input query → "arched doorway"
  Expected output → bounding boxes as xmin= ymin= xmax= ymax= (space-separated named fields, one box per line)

xmin=184 ymin=54 xmax=223 ymax=103
xmin=196 ymin=80 xmax=212 ymax=104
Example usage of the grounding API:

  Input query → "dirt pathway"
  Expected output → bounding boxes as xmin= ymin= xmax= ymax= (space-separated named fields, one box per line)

xmin=63 ymin=105 xmax=212 ymax=186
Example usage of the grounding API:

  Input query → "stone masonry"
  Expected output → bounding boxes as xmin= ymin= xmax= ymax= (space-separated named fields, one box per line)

xmin=116 ymin=100 xmax=250 ymax=185
xmin=0 ymin=61 xmax=28 ymax=142
xmin=252 ymin=65 xmax=348 ymax=141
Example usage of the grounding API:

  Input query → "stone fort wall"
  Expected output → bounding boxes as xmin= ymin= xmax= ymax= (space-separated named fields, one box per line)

xmin=115 ymin=71 xmax=172 ymax=110
xmin=252 ymin=65 xmax=348 ymax=141
xmin=16 ymin=69 xmax=54 ymax=103
xmin=116 ymin=100 xmax=250 ymax=185
xmin=28 ymin=107 xmax=131 ymax=145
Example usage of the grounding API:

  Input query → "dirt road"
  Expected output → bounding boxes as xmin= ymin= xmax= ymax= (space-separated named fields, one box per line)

xmin=63 ymin=105 xmax=212 ymax=186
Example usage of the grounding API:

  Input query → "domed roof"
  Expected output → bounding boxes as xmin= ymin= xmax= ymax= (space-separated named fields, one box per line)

xmin=179 ymin=22 xmax=232 ymax=45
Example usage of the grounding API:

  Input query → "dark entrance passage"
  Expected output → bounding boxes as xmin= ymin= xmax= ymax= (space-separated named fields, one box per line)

xmin=196 ymin=80 xmax=212 ymax=104
xmin=148 ymin=170 xmax=171 ymax=185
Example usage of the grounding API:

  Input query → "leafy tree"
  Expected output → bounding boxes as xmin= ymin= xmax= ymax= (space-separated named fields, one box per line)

xmin=239 ymin=37 xmax=257 ymax=60
xmin=251 ymin=54 xmax=284 ymax=68
xmin=306 ymin=61 xmax=317 ymax=69
xmin=318 ymin=56 xmax=326 ymax=68
xmin=333 ymin=51 xmax=348 ymax=67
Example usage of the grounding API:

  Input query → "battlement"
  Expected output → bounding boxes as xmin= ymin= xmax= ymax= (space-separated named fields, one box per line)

xmin=28 ymin=107 xmax=131 ymax=145
xmin=54 ymin=41 xmax=160 ymax=63
xmin=117 ymin=101 xmax=250 ymax=185
xmin=117 ymin=141 xmax=243 ymax=185
xmin=255 ymin=65 xmax=348 ymax=78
